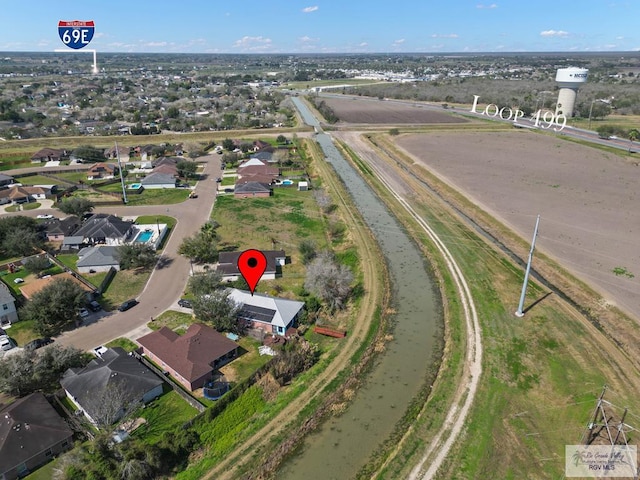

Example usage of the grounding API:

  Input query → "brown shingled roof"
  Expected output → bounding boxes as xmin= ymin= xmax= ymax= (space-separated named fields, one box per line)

xmin=137 ymin=324 xmax=238 ymax=383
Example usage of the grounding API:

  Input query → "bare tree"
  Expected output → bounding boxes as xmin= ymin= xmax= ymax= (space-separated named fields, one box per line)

xmin=304 ymin=251 xmax=353 ymax=311
xmin=83 ymin=381 xmax=140 ymax=429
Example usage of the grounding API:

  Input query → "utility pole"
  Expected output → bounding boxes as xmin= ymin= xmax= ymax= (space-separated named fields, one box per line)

xmin=116 ymin=141 xmax=128 ymax=204
xmin=515 ymin=214 xmax=540 ymax=317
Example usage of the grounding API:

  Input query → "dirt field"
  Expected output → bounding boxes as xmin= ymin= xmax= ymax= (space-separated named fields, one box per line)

xmin=395 ymin=130 xmax=640 ymax=320
xmin=320 ymin=96 xmax=469 ymax=124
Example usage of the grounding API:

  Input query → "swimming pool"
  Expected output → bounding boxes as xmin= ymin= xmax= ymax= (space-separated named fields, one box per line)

xmin=135 ymin=230 xmax=153 ymax=243
xmin=281 ymin=179 xmax=293 ymax=185
xmin=128 ymin=183 xmax=142 ymax=189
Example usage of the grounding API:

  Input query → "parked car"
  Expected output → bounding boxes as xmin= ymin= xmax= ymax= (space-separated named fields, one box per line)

xmin=25 ymin=337 xmax=53 ymax=350
xmin=0 ymin=335 xmax=15 ymax=352
xmin=224 ymin=188 xmax=234 ymax=193
xmin=78 ymin=308 xmax=90 ymax=318
xmin=118 ymin=299 xmax=138 ymax=312
xmin=215 ymin=177 xmax=222 ymax=183
xmin=93 ymin=345 xmax=108 ymax=357
xmin=88 ymin=300 xmax=102 ymax=312
xmin=36 ymin=214 xmax=54 ymax=219
xmin=13 ymin=278 xmax=24 ymax=284
xmin=178 ymin=299 xmax=192 ymax=308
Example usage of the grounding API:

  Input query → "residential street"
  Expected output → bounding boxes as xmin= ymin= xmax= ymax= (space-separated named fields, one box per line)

xmin=11 ymin=154 xmax=222 ymax=351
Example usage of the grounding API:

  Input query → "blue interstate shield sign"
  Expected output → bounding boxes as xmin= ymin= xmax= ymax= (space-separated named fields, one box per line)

xmin=58 ymin=20 xmax=95 ymax=50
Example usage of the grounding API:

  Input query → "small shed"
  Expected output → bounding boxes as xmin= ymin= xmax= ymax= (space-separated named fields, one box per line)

xmin=298 ymin=181 xmax=309 ymax=191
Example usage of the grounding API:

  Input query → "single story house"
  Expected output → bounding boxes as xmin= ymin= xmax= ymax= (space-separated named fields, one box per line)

xmin=250 ymin=151 xmax=274 ymax=163
xmin=0 ymin=281 xmax=18 ymax=327
xmin=0 ymin=173 xmax=14 ymax=187
xmin=234 ymin=181 xmax=272 ymax=198
xmin=0 ymin=186 xmax=50 ymax=205
xmin=76 ymin=245 xmax=120 ymax=273
xmin=73 ymin=214 xmax=134 ymax=245
xmin=103 ymin=145 xmax=130 ymax=162
xmin=228 ymin=288 xmax=304 ymax=336
xmin=87 ymin=162 xmax=118 ymax=180
xmin=60 ymin=235 xmax=85 ymax=252
xmin=60 ymin=347 xmax=163 ymax=427
xmin=137 ymin=324 xmax=239 ymax=391
xmin=141 ymin=172 xmax=177 ymax=189
xmin=30 ymin=148 xmax=68 ymax=163
xmin=217 ymin=250 xmax=285 ymax=282
xmin=43 ymin=216 xmax=80 ymax=242
xmin=0 ymin=392 xmax=74 ymax=480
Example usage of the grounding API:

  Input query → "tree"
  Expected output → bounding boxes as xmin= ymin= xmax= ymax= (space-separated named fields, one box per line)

xmin=188 ymin=270 xmax=222 ymax=296
xmin=0 ymin=345 xmax=88 ymax=397
xmin=20 ymin=278 xmax=88 ymax=337
xmin=23 ymin=255 xmax=51 ymax=274
xmin=0 ymin=216 xmax=42 ymax=257
xmin=82 ymin=381 xmax=140 ymax=429
xmin=72 ymin=145 xmax=104 ymax=163
xmin=58 ymin=197 xmax=94 ymax=218
xmin=304 ymin=251 xmax=353 ymax=311
xmin=276 ymin=135 xmax=288 ymax=144
xmin=298 ymin=240 xmax=317 ymax=265
xmin=222 ymin=138 xmax=235 ymax=151
xmin=117 ymin=243 xmax=158 ymax=270
xmin=192 ymin=289 xmax=240 ymax=333
xmin=178 ymin=222 xmax=219 ymax=264
xmin=176 ymin=159 xmax=198 ymax=178
xmin=629 ymin=128 xmax=639 ymax=152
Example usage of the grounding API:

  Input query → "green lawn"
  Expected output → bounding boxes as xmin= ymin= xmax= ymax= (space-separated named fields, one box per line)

xmin=24 ymin=457 xmax=61 ymax=480
xmin=100 ymin=269 xmax=151 ymax=310
xmin=148 ymin=310 xmax=195 ymax=332
xmin=221 ymin=176 xmax=235 ymax=186
xmin=16 ymin=174 xmax=57 ymax=185
xmin=4 ymin=319 xmax=39 ymax=347
xmin=124 ymin=188 xmax=190 ymax=206
xmin=212 ymin=188 xmax=331 ymax=295
xmin=105 ymin=337 xmax=139 ymax=352
xmin=133 ymin=389 xmax=199 ymax=445
xmin=222 ymin=336 xmax=270 ymax=384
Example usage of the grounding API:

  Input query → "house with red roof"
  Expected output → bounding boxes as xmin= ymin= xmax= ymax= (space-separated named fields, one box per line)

xmin=137 ymin=323 xmax=239 ymax=391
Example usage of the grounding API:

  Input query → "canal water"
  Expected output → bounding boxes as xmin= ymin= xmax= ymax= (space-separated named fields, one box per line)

xmin=280 ymin=98 xmax=442 ymax=479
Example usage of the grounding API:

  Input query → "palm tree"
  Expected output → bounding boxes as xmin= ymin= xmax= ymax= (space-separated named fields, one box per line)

xmin=628 ymin=128 xmax=639 ymax=153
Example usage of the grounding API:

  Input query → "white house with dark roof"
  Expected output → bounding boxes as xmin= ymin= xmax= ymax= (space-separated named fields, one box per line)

xmin=141 ymin=172 xmax=177 ymax=189
xmin=217 ymin=250 xmax=285 ymax=282
xmin=0 ymin=281 xmax=18 ymax=327
xmin=61 ymin=347 xmax=163 ymax=426
xmin=76 ymin=245 xmax=120 ymax=273
xmin=73 ymin=214 xmax=134 ymax=245
xmin=228 ymin=288 xmax=304 ymax=336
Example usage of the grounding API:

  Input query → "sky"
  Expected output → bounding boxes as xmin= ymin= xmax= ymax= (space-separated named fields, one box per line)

xmin=1 ymin=0 xmax=639 ymax=54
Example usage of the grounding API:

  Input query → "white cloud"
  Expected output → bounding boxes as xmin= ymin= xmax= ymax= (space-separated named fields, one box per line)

xmin=302 ymin=6 xmax=318 ymax=13
xmin=540 ymin=30 xmax=569 ymax=37
xmin=143 ymin=41 xmax=168 ymax=47
xmin=476 ymin=3 xmax=498 ymax=8
xmin=359 ymin=42 xmax=368 ymax=47
xmin=393 ymin=39 xmax=405 ymax=46
xmin=233 ymin=36 xmax=273 ymax=52
xmin=431 ymin=34 xmax=459 ymax=39
xmin=299 ymin=36 xmax=318 ymax=43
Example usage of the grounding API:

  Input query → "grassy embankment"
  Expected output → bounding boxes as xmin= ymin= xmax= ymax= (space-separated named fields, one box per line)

xmin=350 ymin=132 xmax=640 ymax=479
xmin=179 ymin=138 xmax=388 ymax=480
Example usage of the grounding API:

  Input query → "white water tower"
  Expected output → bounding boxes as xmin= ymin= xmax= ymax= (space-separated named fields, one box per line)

xmin=555 ymin=67 xmax=589 ymax=117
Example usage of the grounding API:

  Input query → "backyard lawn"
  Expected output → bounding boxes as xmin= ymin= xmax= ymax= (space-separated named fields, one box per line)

xmin=133 ymin=389 xmax=199 ymax=445
xmin=212 ymin=187 xmax=331 ymax=295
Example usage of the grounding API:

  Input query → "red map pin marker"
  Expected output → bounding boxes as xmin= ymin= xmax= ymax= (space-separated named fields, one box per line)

xmin=237 ymin=249 xmax=267 ymax=295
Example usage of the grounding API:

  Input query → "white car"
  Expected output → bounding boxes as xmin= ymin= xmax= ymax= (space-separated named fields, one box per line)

xmin=93 ymin=345 xmax=108 ymax=357
xmin=36 ymin=214 xmax=54 ymax=219
xmin=0 ymin=335 xmax=15 ymax=352
xmin=79 ymin=308 xmax=90 ymax=318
